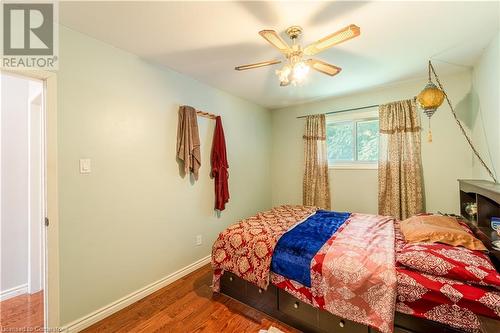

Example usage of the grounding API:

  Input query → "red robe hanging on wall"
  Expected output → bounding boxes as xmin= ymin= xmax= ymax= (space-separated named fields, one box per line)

xmin=211 ymin=116 xmax=229 ymax=211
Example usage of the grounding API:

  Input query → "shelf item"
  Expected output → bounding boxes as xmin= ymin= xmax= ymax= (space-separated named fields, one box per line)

xmin=458 ymin=179 xmax=500 ymax=269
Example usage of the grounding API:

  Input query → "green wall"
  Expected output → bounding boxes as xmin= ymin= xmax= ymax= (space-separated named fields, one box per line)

xmin=57 ymin=26 xmax=272 ymax=325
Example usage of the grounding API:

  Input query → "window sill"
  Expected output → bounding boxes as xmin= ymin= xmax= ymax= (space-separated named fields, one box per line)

xmin=329 ymin=164 xmax=378 ymax=170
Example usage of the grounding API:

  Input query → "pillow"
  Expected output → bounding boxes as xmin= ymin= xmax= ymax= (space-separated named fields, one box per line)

xmin=398 ymin=242 xmax=500 ymax=290
xmin=400 ymin=215 xmax=486 ymax=251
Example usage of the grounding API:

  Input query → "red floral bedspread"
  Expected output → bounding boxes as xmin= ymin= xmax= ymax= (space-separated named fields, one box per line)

xmin=394 ymin=221 xmax=500 ymax=332
xmin=396 ymin=268 xmax=500 ymax=332
xmin=211 ymin=205 xmax=317 ymax=290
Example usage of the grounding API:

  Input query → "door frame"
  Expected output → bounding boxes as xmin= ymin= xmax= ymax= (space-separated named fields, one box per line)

xmin=2 ymin=69 xmax=60 ymax=329
xmin=28 ymin=79 xmax=44 ymax=295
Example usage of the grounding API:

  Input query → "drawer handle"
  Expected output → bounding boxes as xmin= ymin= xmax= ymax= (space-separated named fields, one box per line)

xmin=258 ymin=288 xmax=263 ymax=294
xmin=229 ymin=276 xmax=233 ymax=282
xmin=339 ymin=320 xmax=345 ymax=328
xmin=293 ymin=302 xmax=299 ymax=309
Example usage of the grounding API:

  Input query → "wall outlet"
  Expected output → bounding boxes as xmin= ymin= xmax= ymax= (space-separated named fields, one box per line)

xmin=79 ymin=158 xmax=91 ymax=174
xmin=195 ymin=235 xmax=202 ymax=246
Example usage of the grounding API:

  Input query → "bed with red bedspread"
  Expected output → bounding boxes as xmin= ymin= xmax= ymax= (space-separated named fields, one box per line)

xmin=270 ymin=220 xmax=500 ymax=332
xmin=212 ymin=206 xmax=500 ymax=333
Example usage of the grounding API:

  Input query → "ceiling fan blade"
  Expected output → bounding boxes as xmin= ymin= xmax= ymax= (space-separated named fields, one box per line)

xmin=258 ymin=30 xmax=291 ymax=54
xmin=234 ymin=59 xmax=281 ymax=71
xmin=303 ymin=24 xmax=360 ymax=56
xmin=307 ymin=59 xmax=342 ymax=76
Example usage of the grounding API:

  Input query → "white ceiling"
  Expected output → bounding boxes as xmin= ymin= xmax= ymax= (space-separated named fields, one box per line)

xmin=59 ymin=1 xmax=499 ymax=109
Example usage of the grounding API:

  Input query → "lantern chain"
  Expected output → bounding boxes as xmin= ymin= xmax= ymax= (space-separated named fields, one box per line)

xmin=429 ymin=61 xmax=497 ymax=183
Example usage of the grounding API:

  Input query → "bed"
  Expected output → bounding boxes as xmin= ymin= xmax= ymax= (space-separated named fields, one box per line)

xmin=211 ymin=204 xmax=500 ymax=333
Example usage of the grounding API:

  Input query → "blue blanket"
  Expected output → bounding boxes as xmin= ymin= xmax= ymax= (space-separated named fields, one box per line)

xmin=270 ymin=210 xmax=350 ymax=287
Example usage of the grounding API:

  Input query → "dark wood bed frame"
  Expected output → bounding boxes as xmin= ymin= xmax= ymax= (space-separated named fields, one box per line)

xmin=219 ymin=180 xmax=500 ymax=333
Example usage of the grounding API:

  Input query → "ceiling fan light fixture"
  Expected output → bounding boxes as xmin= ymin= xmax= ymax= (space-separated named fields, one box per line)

xmin=276 ymin=65 xmax=292 ymax=85
xmin=236 ymin=24 xmax=361 ymax=86
xmin=292 ymin=61 xmax=310 ymax=82
xmin=276 ymin=61 xmax=310 ymax=86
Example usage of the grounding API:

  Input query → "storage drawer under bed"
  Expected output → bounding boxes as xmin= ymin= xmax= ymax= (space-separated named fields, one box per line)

xmin=278 ymin=288 xmax=319 ymax=327
xmin=220 ymin=271 xmax=246 ymax=302
xmin=247 ymin=280 xmax=277 ymax=313
xmin=319 ymin=307 xmax=369 ymax=333
xmin=277 ymin=288 xmax=369 ymax=333
xmin=219 ymin=271 xmax=472 ymax=333
xmin=220 ymin=271 xmax=278 ymax=317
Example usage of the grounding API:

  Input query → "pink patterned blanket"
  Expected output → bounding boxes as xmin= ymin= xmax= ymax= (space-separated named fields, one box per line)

xmin=320 ymin=213 xmax=397 ymax=333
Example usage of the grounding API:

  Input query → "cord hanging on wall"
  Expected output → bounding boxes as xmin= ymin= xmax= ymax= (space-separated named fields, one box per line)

xmin=416 ymin=61 xmax=497 ymax=183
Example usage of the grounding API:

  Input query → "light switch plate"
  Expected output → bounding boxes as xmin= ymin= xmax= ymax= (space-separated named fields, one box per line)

xmin=80 ymin=159 xmax=91 ymax=174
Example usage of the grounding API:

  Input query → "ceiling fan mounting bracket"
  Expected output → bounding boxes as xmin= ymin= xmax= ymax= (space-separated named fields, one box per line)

xmin=285 ymin=26 xmax=303 ymax=40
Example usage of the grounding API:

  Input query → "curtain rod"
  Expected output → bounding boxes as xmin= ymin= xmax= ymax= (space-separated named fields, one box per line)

xmin=296 ymin=97 xmax=417 ymax=119
xmin=296 ymin=104 xmax=379 ymax=119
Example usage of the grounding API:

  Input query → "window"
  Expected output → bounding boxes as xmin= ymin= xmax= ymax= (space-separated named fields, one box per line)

xmin=326 ymin=118 xmax=379 ymax=167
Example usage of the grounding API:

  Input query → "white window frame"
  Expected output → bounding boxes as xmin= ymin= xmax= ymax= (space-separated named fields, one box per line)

xmin=326 ymin=110 xmax=379 ymax=170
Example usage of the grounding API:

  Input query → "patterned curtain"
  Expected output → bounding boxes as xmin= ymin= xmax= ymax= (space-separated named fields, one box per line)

xmin=303 ymin=114 xmax=331 ymax=210
xmin=378 ymin=99 xmax=423 ymax=220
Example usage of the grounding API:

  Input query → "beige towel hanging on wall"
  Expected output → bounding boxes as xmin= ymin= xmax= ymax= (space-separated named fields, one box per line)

xmin=176 ymin=105 xmax=201 ymax=179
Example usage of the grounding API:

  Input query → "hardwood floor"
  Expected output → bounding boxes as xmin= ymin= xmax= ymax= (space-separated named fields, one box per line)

xmin=82 ymin=264 xmax=299 ymax=333
xmin=0 ymin=291 xmax=44 ymax=330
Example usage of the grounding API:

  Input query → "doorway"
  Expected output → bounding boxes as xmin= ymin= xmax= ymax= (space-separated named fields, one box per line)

xmin=0 ymin=72 xmax=46 ymax=330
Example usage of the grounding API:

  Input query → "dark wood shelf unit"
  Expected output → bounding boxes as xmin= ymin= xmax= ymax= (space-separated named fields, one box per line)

xmin=458 ymin=179 xmax=500 ymax=269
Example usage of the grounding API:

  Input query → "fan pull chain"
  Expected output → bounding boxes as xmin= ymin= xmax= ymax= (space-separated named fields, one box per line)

xmin=429 ymin=61 xmax=497 ymax=183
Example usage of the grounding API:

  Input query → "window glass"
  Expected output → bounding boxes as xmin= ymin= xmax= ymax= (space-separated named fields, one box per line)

xmin=327 ymin=121 xmax=354 ymax=162
xmin=356 ymin=120 xmax=379 ymax=161
xmin=326 ymin=118 xmax=379 ymax=165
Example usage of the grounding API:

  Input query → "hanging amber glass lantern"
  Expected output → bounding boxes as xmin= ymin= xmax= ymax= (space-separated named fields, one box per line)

xmin=417 ymin=82 xmax=444 ymax=117
xmin=417 ymin=62 xmax=445 ymax=142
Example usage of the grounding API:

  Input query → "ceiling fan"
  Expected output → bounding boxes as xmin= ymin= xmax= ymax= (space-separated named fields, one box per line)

xmin=235 ymin=25 xmax=360 ymax=86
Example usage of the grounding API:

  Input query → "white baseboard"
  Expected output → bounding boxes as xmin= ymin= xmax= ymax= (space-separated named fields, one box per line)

xmin=0 ymin=283 xmax=28 ymax=301
xmin=62 ymin=255 xmax=211 ymax=332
